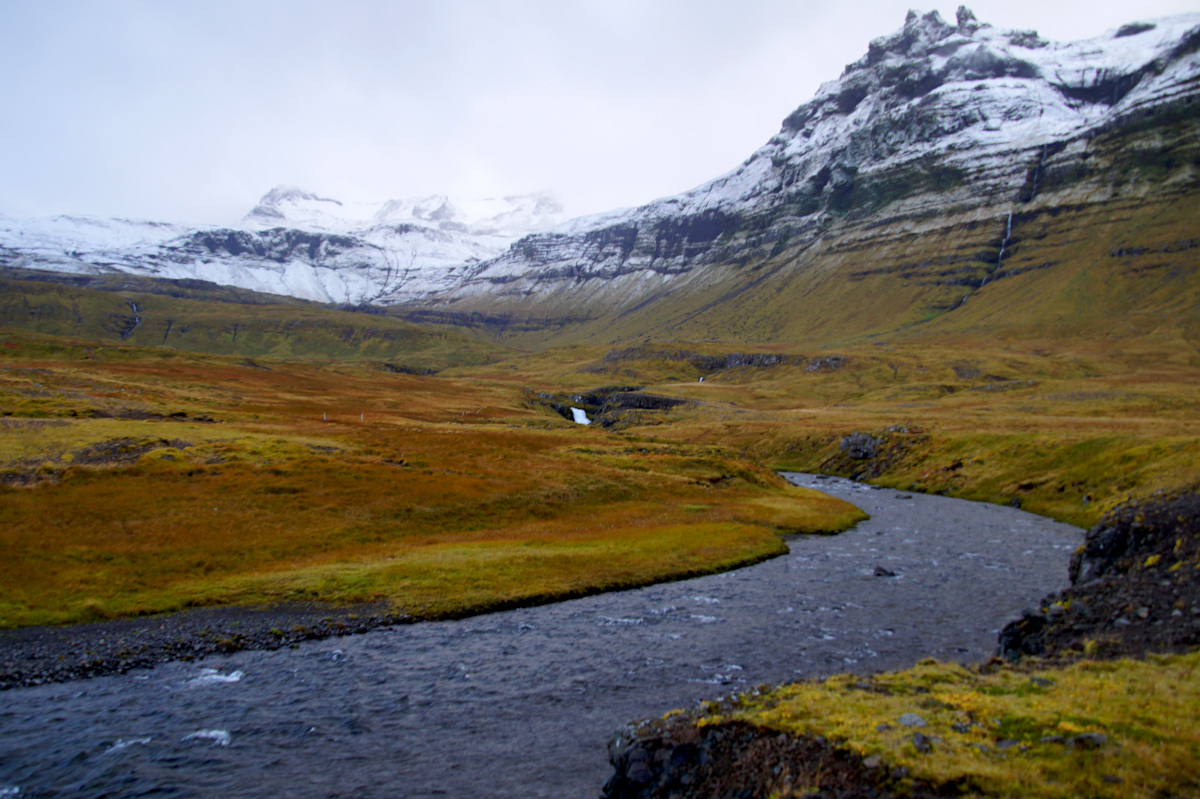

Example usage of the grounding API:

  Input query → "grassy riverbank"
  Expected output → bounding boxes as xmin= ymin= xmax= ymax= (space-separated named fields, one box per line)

xmin=602 ymin=486 xmax=1200 ymax=799
xmin=610 ymin=651 xmax=1200 ymax=799
xmin=0 ymin=328 xmax=864 ymax=629
xmin=6 ymin=317 xmax=1200 ymax=630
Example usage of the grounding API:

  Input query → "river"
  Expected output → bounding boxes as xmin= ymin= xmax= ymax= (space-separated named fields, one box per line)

xmin=0 ymin=475 xmax=1082 ymax=798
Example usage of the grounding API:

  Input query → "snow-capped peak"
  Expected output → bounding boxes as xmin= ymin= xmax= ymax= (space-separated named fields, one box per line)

xmin=1 ymin=185 xmax=570 ymax=306
xmin=242 ymin=186 xmax=566 ymax=239
xmin=3 ymin=8 xmax=1196 ymax=316
xmin=245 ymin=186 xmax=344 ymax=224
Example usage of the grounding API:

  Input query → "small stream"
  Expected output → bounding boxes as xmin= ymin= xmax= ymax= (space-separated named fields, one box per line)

xmin=0 ymin=475 xmax=1081 ymax=798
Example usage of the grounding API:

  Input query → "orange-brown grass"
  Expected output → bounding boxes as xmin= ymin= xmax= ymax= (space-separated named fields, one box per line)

xmin=0 ymin=330 xmax=864 ymax=628
xmin=8 ymin=323 xmax=1195 ymax=629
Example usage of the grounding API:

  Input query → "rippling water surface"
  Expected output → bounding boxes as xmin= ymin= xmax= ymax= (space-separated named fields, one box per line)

xmin=0 ymin=476 xmax=1081 ymax=798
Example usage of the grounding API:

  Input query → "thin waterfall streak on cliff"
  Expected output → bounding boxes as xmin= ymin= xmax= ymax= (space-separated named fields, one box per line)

xmin=980 ymin=210 xmax=1014 ymax=290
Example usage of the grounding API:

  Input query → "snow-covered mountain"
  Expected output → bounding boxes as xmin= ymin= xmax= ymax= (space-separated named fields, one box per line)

xmin=421 ymin=8 xmax=1200 ymax=315
xmin=0 ymin=189 xmax=566 ymax=304
xmin=2 ymin=7 xmax=1197 ymax=322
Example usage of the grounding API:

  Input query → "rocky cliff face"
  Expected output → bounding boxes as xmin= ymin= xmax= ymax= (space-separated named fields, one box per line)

xmin=420 ymin=8 xmax=1200 ymax=326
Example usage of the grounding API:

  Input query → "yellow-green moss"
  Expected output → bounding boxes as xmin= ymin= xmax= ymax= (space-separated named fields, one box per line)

xmin=712 ymin=652 xmax=1200 ymax=798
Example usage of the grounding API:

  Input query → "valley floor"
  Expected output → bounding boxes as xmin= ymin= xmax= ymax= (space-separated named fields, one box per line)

xmin=1 ymin=283 xmax=1197 ymax=796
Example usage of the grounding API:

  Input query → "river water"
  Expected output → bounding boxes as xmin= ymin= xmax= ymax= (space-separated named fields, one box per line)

xmin=0 ymin=475 xmax=1081 ymax=798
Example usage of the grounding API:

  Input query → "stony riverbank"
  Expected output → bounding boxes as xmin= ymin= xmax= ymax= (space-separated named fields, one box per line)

xmin=998 ymin=486 xmax=1200 ymax=663
xmin=0 ymin=601 xmax=403 ymax=689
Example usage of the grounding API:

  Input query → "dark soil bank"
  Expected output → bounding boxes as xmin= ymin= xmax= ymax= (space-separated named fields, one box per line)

xmin=999 ymin=486 xmax=1200 ymax=662
xmin=603 ymin=718 xmax=946 ymax=799
xmin=0 ymin=475 xmax=1081 ymax=799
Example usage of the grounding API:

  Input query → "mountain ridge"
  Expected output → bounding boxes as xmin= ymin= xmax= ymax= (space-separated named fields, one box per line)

xmin=0 ymin=188 xmax=566 ymax=306
xmin=419 ymin=8 xmax=1200 ymax=326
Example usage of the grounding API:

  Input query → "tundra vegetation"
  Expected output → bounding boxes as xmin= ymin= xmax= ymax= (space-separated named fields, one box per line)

xmin=656 ymin=650 xmax=1200 ymax=798
xmin=0 ymin=304 xmax=862 ymax=628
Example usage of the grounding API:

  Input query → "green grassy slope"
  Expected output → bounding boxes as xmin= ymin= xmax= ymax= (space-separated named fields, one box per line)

xmin=0 ymin=274 xmax=507 ymax=369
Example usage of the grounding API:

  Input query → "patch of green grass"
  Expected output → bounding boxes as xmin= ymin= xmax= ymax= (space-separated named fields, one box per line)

xmin=0 ymin=277 xmax=506 ymax=368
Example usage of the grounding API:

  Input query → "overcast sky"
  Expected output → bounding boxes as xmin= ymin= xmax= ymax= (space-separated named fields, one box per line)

xmin=1 ymin=0 xmax=1196 ymax=226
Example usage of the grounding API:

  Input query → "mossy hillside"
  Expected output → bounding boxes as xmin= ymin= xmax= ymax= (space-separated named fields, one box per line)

xmin=0 ymin=264 xmax=321 ymax=306
xmin=439 ymin=182 xmax=1197 ymax=354
xmin=631 ymin=184 xmax=1194 ymax=351
xmin=416 ymin=103 xmax=1200 ymax=354
xmin=0 ymin=276 xmax=506 ymax=368
xmin=707 ymin=651 xmax=1200 ymax=798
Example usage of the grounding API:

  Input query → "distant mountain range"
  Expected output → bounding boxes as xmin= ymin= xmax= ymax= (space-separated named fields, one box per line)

xmin=2 ymin=8 xmax=1198 ymax=347
xmin=0 ymin=187 xmax=565 ymax=305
